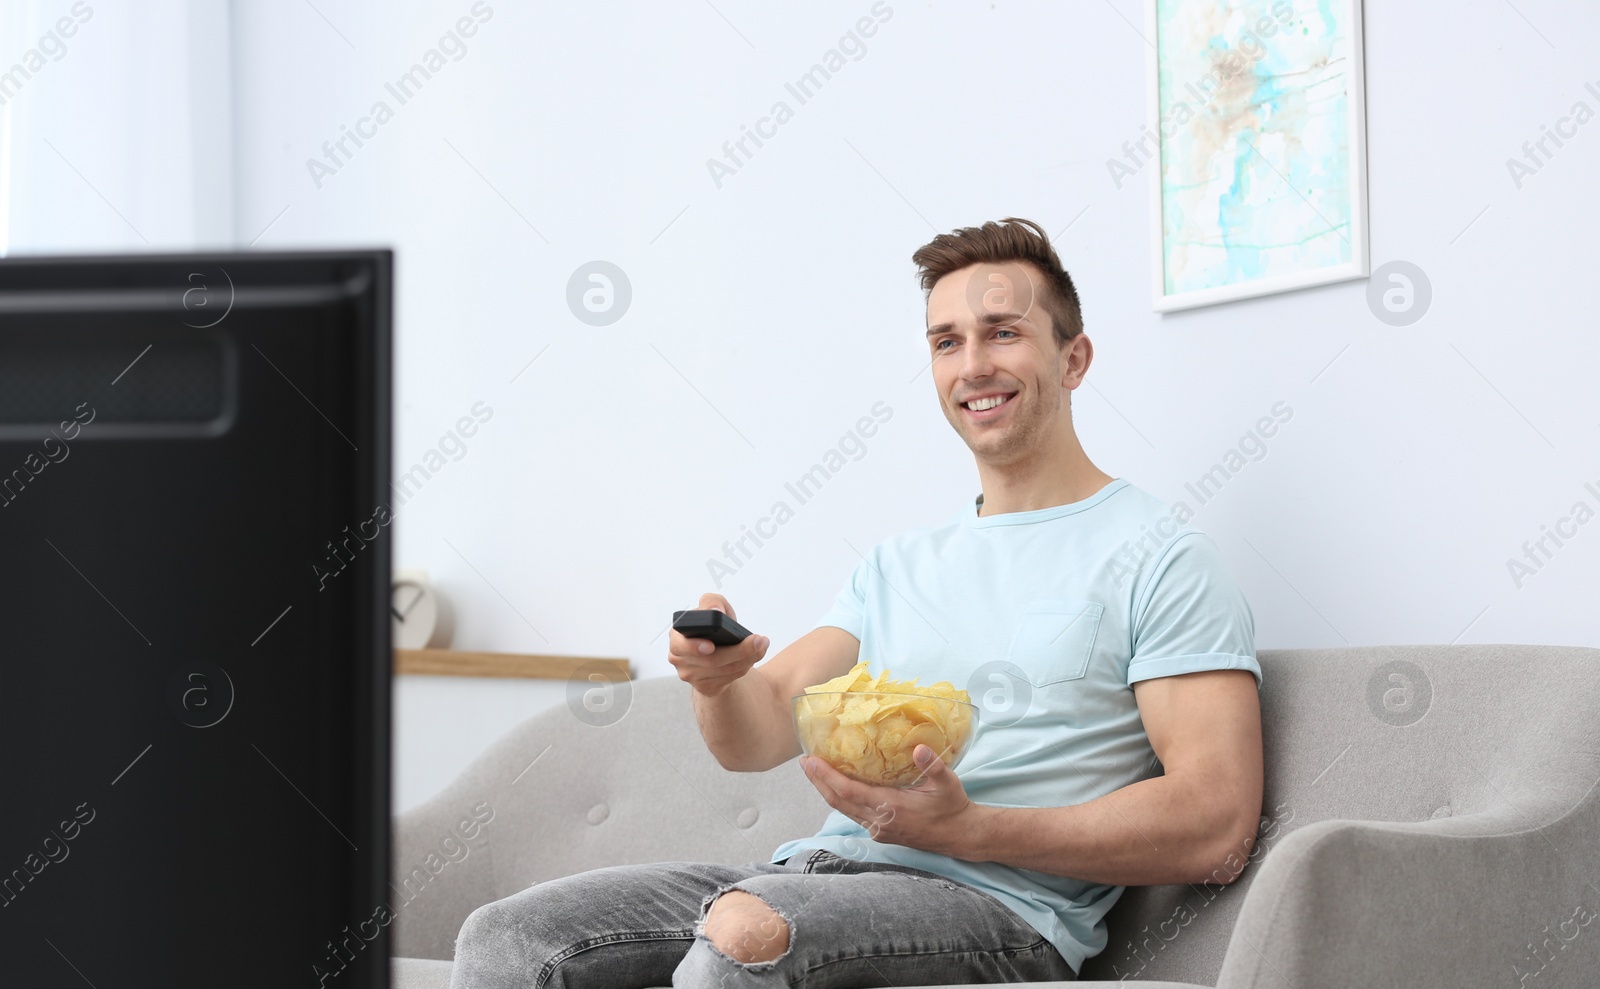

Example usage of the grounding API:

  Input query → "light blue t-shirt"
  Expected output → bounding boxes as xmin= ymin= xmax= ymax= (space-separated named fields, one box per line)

xmin=769 ymin=477 xmax=1260 ymax=974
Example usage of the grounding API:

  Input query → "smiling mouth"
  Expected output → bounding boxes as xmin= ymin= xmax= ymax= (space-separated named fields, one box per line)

xmin=961 ymin=392 xmax=1016 ymax=416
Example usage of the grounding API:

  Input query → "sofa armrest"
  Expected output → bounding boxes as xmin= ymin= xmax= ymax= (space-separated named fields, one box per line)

xmin=1214 ymin=792 xmax=1598 ymax=989
xmin=389 ymin=789 xmax=504 ymax=961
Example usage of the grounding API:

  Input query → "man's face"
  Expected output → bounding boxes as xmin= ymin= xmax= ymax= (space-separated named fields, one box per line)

xmin=925 ymin=261 xmax=1076 ymax=465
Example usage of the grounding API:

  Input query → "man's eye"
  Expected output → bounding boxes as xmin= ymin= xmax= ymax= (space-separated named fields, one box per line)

xmin=934 ymin=339 xmax=953 ymax=350
xmin=996 ymin=329 xmax=1016 ymax=339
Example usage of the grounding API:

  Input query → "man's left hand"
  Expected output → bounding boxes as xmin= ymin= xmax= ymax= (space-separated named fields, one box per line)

xmin=800 ymin=745 xmax=990 ymax=861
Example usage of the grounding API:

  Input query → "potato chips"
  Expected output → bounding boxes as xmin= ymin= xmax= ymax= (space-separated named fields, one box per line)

xmin=794 ymin=662 xmax=975 ymax=786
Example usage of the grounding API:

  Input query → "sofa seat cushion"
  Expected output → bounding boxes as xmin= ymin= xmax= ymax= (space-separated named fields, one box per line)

xmin=392 ymin=957 xmax=454 ymax=989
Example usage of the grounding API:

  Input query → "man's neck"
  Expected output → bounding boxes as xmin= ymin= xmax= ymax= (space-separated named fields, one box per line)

xmin=975 ymin=456 xmax=1116 ymax=517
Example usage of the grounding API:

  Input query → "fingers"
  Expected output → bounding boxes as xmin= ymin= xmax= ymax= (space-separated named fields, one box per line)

xmin=745 ymin=632 xmax=770 ymax=662
xmin=683 ymin=668 xmax=748 ymax=697
xmin=667 ymin=629 xmax=720 ymax=671
xmin=667 ymin=594 xmax=766 ymax=694
xmin=698 ymin=592 xmax=734 ymax=619
xmin=666 ymin=626 xmax=697 ymax=657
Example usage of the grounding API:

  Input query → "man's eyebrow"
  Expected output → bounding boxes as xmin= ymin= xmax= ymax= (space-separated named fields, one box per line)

xmin=925 ymin=312 xmax=1029 ymax=338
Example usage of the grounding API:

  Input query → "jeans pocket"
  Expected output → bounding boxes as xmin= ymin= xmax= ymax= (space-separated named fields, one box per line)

xmin=1006 ymin=599 xmax=1103 ymax=687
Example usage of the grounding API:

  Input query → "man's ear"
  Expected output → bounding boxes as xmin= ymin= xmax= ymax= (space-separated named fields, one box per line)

xmin=1060 ymin=333 xmax=1093 ymax=388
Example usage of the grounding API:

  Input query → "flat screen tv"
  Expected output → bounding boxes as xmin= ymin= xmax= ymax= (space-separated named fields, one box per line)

xmin=0 ymin=250 xmax=392 ymax=988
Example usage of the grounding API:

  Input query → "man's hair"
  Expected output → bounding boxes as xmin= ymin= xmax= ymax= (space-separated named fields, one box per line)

xmin=911 ymin=217 xmax=1084 ymax=348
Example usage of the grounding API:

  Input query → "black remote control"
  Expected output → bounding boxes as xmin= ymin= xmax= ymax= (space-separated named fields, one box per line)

xmin=672 ymin=609 xmax=753 ymax=647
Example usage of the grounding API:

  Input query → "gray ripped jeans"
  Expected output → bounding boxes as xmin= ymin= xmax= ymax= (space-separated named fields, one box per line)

xmin=448 ymin=849 xmax=1077 ymax=988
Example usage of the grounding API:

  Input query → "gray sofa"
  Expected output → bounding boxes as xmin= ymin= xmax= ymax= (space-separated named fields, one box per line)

xmin=391 ymin=644 xmax=1600 ymax=989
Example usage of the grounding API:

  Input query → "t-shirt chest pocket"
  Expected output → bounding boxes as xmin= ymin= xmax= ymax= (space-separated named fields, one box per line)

xmin=1005 ymin=599 xmax=1105 ymax=687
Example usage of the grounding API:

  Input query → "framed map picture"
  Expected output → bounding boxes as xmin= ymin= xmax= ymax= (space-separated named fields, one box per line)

xmin=1145 ymin=0 xmax=1369 ymax=312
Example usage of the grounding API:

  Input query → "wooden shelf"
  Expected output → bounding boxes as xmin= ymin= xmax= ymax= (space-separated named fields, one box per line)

xmin=394 ymin=648 xmax=631 ymax=681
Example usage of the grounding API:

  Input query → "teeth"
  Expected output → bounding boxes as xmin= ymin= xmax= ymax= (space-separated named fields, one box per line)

xmin=966 ymin=394 xmax=1009 ymax=411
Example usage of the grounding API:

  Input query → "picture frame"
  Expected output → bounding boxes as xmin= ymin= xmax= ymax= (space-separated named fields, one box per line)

xmin=1144 ymin=0 xmax=1370 ymax=313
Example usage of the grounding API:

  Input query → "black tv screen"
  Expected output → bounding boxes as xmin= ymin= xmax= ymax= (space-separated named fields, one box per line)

xmin=0 ymin=251 xmax=392 ymax=988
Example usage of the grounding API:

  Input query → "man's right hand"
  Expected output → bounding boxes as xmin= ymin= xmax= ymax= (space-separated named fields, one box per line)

xmin=669 ymin=593 xmax=771 ymax=697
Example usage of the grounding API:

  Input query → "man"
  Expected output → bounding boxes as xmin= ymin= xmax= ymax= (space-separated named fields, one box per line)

xmin=451 ymin=217 xmax=1263 ymax=988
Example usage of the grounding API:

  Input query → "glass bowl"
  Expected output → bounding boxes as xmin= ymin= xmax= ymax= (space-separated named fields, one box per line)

xmin=792 ymin=691 xmax=977 ymax=787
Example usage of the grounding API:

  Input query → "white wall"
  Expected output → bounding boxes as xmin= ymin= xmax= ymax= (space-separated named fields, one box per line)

xmin=12 ymin=1 xmax=1598 ymax=812
xmin=1 ymin=0 xmax=232 ymax=250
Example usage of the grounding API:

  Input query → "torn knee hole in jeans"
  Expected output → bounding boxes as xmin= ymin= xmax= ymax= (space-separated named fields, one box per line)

xmin=696 ymin=884 xmax=795 ymax=968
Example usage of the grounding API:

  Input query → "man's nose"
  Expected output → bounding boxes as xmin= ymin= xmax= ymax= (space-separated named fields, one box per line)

xmin=960 ymin=339 xmax=994 ymax=378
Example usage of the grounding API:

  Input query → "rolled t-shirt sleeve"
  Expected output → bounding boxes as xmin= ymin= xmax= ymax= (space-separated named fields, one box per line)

xmin=815 ymin=555 xmax=870 ymax=641
xmin=1126 ymin=531 xmax=1260 ymax=688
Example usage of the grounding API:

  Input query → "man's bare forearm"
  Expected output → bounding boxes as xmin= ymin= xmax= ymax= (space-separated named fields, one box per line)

xmin=692 ymin=667 xmax=795 ymax=773
xmin=955 ymin=773 xmax=1256 ymax=886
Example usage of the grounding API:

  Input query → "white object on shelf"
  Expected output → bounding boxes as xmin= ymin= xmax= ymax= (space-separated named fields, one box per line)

xmin=392 ymin=567 xmax=455 ymax=650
